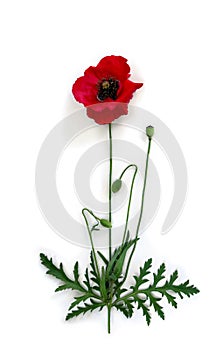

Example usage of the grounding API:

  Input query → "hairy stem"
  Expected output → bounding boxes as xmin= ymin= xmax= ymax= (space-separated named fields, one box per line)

xmin=108 ymin=123 xmax=112 ymax=260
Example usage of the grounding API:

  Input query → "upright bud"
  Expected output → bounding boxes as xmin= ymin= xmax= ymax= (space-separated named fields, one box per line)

xmin=146 ymin=125 xmax=154 ymax=139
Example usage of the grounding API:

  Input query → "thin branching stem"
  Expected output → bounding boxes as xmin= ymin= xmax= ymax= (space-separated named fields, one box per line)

xmin=121 ymin=137 xmax=152 ymax=285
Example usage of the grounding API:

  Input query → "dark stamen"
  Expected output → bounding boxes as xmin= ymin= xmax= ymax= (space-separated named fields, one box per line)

xmin=97 ymin=78 xmax=119 ymax=101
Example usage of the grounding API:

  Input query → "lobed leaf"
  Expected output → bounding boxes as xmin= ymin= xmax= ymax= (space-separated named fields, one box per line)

xmin=40 ymin=253 xmax=84 ymax=292
xmin=153 ymin=263 xmax=166 ymax=286
xmin=66 ymin=299 xmax=105 ymax=321
xmin=115 ymin=299 xmax=134 ymax=319
xmin=133 ymin=258 xmax=152 ymax=289
xmin=136 ymin=298 xmax=152 ymax=326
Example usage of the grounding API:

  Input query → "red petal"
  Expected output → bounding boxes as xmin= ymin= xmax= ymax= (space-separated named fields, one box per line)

xmin=96 ymin=55 xmax=130 ymax=81
xmin=72 ymin=67 xmax=99 ymax=106
xmin=117 ymin=80 xmax=143 ymax=103
xmin=87 ymin=102 xmax=128 ymax=124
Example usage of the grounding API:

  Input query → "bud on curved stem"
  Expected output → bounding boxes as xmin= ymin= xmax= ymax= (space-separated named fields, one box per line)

xmin=100 ymin=218 xmax=112 ymax=228
xmin=112 ymin=179 xmax=122 ymax=193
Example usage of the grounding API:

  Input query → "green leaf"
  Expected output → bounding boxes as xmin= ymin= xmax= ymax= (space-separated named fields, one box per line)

xmin=106 ymin=238 xmax=138 ymax=281
xmin=83 ymin=268 xmax=91 ymax=290
xmin=68 ymin=294 xmax=91 ymax=311
xmin=115 ymin=299 xmax=134 ymax=319
xmin=168 ymin=270 xmax=178 ymax=285
xmin=73 ymin=262 xmax=79 ymax=281
xmin=149 ymin=294 xmax=165 ymax=320
xmin=115 ymin=303 xmax=129 ymax=318
xmin=137 ymin=298 xmax=151 ymax=325
xmin=170 ymin=280 xmax=200 ymax=299
xmin=97 ymin=251 xmax=109 ymax=266
xmin=100 ymin=266 xmax=107 ymax=300
xmin=89 ymin=252 xmax=100 ymax=291
xmin=132 ymin=258 xmax=152 ymax=290
xmin=117 ymin=259 xmax=199 ymax=328
xmin=163 ymin=292 xmax=177 ymax=308
xmin=153 ymin=263 xmax=166 ymax=286
xmin=40 ymin=253 xmax=84 ymax=292
xmin=55 ymin=284 xmax=75 ymax=292
xmin=115 ymin=287 xmax=128 ymax=299
xmin=66 ymin=299 xmax=105 ymax=321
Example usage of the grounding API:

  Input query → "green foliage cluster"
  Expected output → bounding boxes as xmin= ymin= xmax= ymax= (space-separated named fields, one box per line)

xmin=40 ymin=240 xmax=199 ymax=331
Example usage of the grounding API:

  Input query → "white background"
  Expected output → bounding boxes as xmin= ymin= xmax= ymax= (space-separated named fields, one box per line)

xmin=1 ymin=0 xmax=223 ymax=349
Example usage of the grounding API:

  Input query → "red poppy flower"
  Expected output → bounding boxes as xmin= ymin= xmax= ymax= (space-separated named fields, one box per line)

xmin=72 ymin=55 xmax=143 ymax=124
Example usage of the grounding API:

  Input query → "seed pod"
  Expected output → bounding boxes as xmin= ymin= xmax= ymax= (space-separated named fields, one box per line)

xmin=146 ymin=125 xmax=154 ymax=139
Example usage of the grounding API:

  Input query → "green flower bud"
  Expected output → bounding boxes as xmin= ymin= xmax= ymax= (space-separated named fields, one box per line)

xmin=146 ymin=125 xmax=154 ymax=139
xmin=112 ymin=179 xmax=122 ymax=193
xmin=100 ymin=219 xmax=112 ymax=228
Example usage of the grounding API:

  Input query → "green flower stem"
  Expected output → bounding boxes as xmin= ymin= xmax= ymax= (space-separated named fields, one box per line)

xmin=135 ymin=137 xmax=152 ymax=237
xmin=122 ymin=137 xmax=152 ymax=284
xmin=107 ymin=123 xmax=113 ymax=334
xmin=82 ymin=207 xmax=100 ymax=222
xmin=82 ymin=209 xmax=100 ymax=277
xmin=108 ymin=123 xmax=112 ymax=260
xmin=107 ymin=303 xmax=111 ymax=334
xmin=119 ymin=164 xmax=137 ymax=179
xmin=119 ymin=164 xmax=138 ymax=244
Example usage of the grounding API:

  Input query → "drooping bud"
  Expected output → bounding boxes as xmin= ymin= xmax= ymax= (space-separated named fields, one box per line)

xmin=100 ymin=219 xmax=112 ymax=228
xmin=112 ymin=179 xmax=122 ymax=193
xmin=146 ymin=125 xmax=154 ymax=139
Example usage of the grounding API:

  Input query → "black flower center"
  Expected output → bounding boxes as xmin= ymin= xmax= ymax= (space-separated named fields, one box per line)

xmin=97 ymin=78 xmax=119 ymax=101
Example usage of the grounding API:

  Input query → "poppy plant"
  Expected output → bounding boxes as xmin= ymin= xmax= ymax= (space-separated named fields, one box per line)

xmin=72 ymin=55 xmax=143 ymax=124
xmin=40 ymin=57 xmax=199 ymax=334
